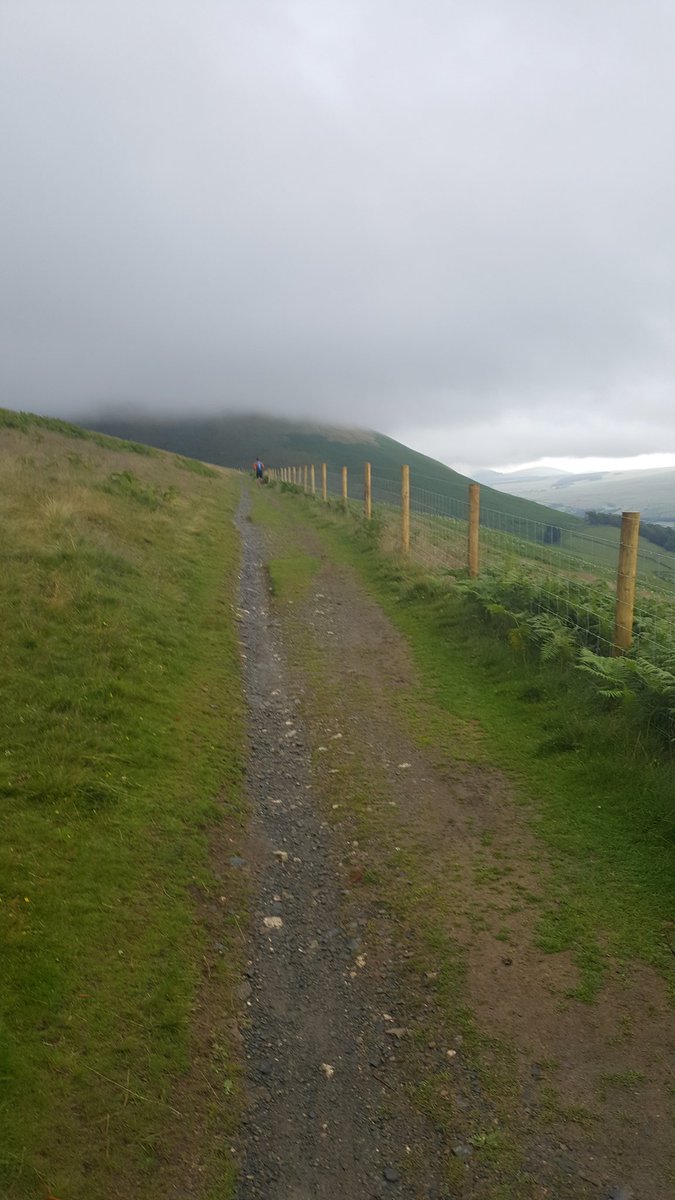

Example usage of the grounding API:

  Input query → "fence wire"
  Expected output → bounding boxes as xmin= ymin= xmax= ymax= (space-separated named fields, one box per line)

xmin=273 ymin=462 xmax=675 ymax=666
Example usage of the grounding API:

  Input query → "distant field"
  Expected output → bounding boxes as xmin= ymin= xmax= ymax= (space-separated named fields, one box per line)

xmin=0 ymin=409 xmax=246 ymax=1199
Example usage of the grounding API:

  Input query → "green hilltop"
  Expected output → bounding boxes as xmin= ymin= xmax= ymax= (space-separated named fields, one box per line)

xmin=81 ymin=410 xmax=585 ymax=533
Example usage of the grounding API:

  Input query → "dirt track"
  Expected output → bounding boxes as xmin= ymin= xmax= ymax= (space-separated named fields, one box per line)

xmin=233 ymin=485 xmax=674 ymax=1200
xmin=235 ymin=493 xmax=445 ymax=1199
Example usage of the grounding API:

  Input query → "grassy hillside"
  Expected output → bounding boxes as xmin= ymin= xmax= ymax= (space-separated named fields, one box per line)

xmin=81 ymin=410 xmax=586 ymax=533
xmin=0 ymin=408 xmax=246 ymax=1199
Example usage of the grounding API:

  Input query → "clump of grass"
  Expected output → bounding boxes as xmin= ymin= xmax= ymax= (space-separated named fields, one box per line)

xmin=596 ymin=1068 xmax=645 ymax=1101
xmin=101 ymin=468 xmax=179 ymax=508
xmin=267 ymin=554 xmax=321 ymax=602
xmin=173 ymin=454 xmax=219 ymax=478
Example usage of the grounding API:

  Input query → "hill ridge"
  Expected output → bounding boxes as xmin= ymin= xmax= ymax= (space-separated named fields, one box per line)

xmin=79 ymin=410 xmax=585 ymax=532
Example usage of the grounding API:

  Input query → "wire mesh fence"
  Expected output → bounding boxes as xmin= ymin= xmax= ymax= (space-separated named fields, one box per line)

xmin=271 ymin=461 xmax=675 ymax=667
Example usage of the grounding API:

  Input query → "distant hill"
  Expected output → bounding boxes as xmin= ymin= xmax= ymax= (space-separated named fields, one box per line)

xmin=81 ymin=411 xmax=585 ymax=534
xmin=485 ymin=465 xmax=675 ymax=522
xmin=473 ymin=466 xmax=568 ymax=485
xmin=3 ymin=405 xmax=673 ymax=580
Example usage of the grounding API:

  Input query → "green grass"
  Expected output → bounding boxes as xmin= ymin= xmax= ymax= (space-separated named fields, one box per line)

xmin=0 ymin=404 xmax=157 ymax=457
xmin=0 ymin=422 xmax=246 ymax=1198
xmin=596 ymin=1068 xmax=645 ymax=1101
xmin=262 ymin=487 xmax=675 ymax=1004
xmin=267 ymin=554 xmax=321 ymax=603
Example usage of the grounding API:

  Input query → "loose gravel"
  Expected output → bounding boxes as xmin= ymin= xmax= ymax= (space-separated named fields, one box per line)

xmin=234 ymin=492 xmax=429 ymax=1200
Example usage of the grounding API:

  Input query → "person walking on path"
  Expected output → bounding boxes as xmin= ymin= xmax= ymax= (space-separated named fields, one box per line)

xmin=253 ymin=457 xmax=265 ymax=481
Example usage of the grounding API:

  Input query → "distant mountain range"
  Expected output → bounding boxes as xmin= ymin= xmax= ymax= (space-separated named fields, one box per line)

xmin=80 ymin=410 xmax=585 ymax=532
xmin=475 ymin=466 xmax=675 ymax=522
xmin=474 ymin=466 xmax=568 ymax=485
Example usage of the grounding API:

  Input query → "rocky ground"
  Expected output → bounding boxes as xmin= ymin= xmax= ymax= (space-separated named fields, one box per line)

xmin=234 ymin=493 xmax=448 ymax=1200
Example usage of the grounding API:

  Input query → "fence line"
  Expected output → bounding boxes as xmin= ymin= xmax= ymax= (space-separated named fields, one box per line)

xmin=267 ymin=461 xmax=675 ymax=664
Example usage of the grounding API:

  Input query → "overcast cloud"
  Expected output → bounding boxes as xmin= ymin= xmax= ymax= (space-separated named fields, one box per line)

xmin=2 ymin=0 xmax=675 ymax=468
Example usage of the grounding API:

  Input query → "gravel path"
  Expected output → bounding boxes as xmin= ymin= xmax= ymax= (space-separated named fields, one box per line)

xmin=230 ymin=484 xmax=675 ymax=1200
xmin=234 ymin=492 xmax=425 ymax=1200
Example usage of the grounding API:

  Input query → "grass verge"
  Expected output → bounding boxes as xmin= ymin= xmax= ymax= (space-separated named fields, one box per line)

xmin=0 ymin=424 xmax=247 ymax=1199
xmin=267 ymin=554 xmax=321 ymax=603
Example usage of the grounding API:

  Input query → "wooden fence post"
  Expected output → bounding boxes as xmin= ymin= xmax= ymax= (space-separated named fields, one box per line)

xmin=401 ymin=464 xmax=410 ymax=554
xmin=310 ymin=464 xmax=316 ymax=495
xmin=613 ymin=511 xmax=640 ymax=654
xmin=468 ymin=483 xmax=480 ymax=577
xmin=364 ymin=462 xmax=372 ymax=520
xmin=341 ymin=466 xmax=348 ymax=509
xmin=322 ymin=462 xmax=328 ymax=502
xmin=303 ymin=464 xmax=308 ymax=491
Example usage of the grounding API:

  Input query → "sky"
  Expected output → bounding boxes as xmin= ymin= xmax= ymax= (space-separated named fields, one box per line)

xmin=2 ymin=0 xmax=675 ymax=472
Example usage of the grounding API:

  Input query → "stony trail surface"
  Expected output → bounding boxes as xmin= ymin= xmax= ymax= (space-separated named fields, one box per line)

xmin=234 ymin=493 xmax=443 ymax=1200
xmin=232 ymin=484 xmax=674 ymax=1200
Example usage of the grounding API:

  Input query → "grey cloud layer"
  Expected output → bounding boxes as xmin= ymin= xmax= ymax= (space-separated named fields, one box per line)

xmin=2 ymin=0 xmax=675 ymax=465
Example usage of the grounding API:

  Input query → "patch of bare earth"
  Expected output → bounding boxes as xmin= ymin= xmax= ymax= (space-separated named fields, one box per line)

xmin=260 ymin=496 xmax=673 ymax=1200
